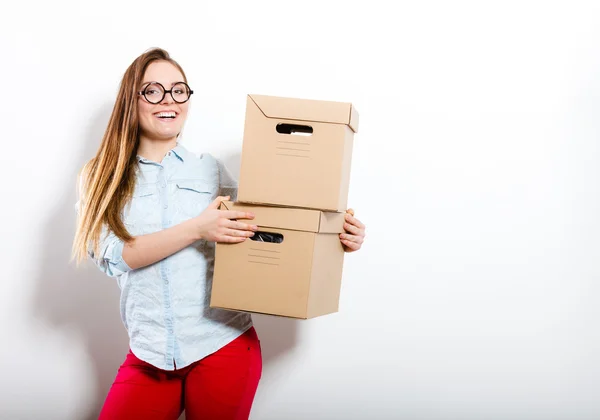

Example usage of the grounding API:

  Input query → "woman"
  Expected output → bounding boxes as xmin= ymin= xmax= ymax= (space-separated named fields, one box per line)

xmin=72 ymin=48 xmax=366 ymax=420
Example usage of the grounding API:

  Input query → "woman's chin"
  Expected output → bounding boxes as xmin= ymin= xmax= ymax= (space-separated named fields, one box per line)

xmin=144 ymin=128 xmax=181 ymax=142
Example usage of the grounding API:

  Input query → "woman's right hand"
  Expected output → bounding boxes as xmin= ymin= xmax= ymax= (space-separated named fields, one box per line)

xmin=194 ymin=196 xmax=258 ymax=243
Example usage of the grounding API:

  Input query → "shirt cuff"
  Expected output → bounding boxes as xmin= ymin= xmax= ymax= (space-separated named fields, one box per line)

xmin=105 ymin=239 xmax=132 ymax=276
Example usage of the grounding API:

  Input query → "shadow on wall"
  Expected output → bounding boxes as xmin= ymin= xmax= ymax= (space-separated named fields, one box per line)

xmin=219 ymin=152 xmax=300 ymax=369
xmin=32 ymin=103 xmax=129 ymax=420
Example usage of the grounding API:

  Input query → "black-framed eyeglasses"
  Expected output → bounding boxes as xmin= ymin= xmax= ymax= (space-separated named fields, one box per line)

xmin=137 ymin=81 xmax=194 ymax=104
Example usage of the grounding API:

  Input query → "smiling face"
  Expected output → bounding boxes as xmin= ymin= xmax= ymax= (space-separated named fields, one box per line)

xmin=137 ymin=60 xmax=190 ymax=143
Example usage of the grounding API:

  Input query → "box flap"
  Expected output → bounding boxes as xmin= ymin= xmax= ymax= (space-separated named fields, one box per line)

xmin=318 ymin=212 xmax=346 ymax=233
xmin=249 ymin=94 xmax=359 ymax=133
xmin=220 ymin=201 xmax=344 ymax=233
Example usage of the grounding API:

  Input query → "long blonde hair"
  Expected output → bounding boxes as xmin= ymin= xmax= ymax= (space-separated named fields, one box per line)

xmin=72 ymin=48 xmax=188 ymax=264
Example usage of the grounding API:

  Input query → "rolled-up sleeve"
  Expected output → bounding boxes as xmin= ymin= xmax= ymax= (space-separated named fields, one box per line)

xmin=88 ymin=225 xmax=132 ymax=277
xmin=75 ymin=200 xmax=132 ymax=278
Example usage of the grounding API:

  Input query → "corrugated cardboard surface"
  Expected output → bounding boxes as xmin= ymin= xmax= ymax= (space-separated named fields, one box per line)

xmin=211 ymin=227 xmax=315 ymax=318
xmin=238 ymin=94 xmax=356 ymax=212
xmin=210 ymin=203 xmax=346 ymax=319
xmin=306 ymin=233 xmax=345 ymax=318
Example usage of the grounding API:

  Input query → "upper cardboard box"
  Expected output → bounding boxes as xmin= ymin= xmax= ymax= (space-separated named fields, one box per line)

xmin=238 ymin=93 xmax=360 ymax=212
xmin=248 ymin=94 xmax=359 ymax=133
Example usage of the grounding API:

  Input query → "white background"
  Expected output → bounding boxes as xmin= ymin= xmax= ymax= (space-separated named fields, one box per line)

xmin=1 ymin=1 xmax=600 ymax=419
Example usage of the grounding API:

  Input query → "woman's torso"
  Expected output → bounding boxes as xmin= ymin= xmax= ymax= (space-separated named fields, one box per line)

xmin=117 ymin=144 xmax=252 ymax=370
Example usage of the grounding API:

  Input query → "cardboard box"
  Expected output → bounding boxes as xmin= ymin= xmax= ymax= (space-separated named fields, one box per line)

xmin=238 ymin=94 xmax=359 ymax=212
xmin=210 ymin=201 xmax=347 ymax=319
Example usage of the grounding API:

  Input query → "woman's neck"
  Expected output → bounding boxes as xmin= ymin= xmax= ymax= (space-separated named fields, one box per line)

xmin=137 ymin=136 xmax=178 ymax=163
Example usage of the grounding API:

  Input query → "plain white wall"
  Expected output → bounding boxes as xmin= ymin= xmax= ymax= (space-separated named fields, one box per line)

xmin=2 ymin=1 xmax=600 ymax=419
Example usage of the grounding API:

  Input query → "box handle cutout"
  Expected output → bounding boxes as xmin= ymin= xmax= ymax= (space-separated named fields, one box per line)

xmin=250 ymin=231 xmax=284 ymax=244
xmin=276 ymin=123 xmax=313 ymax=136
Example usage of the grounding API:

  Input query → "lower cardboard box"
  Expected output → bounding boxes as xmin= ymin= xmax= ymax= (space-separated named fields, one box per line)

xmin=209 ymin=201 xmax=346 ymax=319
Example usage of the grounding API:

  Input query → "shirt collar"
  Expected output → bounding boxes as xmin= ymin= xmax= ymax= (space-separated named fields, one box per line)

xmin=170 ymin=143 xmax=186 ymax=162
xmin=136 ymin=142 xmax=187 ymax=164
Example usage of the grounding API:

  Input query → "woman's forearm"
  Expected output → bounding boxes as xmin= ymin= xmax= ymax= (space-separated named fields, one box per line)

xmin=122 ymin=218 xmax=201 ymax=270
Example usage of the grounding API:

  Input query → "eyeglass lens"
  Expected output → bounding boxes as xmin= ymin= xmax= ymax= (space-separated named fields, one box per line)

xmin=143 ymin=82 xmax=191 ymax=104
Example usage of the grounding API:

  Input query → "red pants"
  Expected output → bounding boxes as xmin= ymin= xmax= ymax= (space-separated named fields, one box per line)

xmin=99 ymin=327 xmax=262 ymax=420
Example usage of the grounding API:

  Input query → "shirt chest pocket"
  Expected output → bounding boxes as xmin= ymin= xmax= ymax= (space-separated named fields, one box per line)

xmin=123 ymin=184 xmax=160 ymax=230
xmin=172 ymin=180 xmax=215 ymax=221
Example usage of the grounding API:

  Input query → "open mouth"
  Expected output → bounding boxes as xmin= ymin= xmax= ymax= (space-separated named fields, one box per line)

xmin=154 ymin=111 xmax=178 ymax=120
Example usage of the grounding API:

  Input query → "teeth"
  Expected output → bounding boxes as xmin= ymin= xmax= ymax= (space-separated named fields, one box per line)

xmin=155 ymin=112 xmax=176 ymax=118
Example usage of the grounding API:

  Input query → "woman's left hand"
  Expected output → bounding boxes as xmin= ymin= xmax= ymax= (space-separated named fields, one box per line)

xmin=340 ymin=209 xmax=366 ymax=252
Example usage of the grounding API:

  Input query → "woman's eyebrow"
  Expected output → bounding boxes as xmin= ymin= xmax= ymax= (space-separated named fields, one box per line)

xmin=140 ymin=81 xmax=184 ymax=86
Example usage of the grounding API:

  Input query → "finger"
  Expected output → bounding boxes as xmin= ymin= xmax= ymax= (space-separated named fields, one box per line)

xmin=341 ymin=239 xmax=360 ymax=251
xmin=208 ymin=196 xmax=230 ymax=210
xmin=340 ymin=233 xmax=364 ymax=244
xmin=343 ymin=222 xmax=362 ymax=236
xmin=346 ymin=208 xmax=355 ymax=217
xmin=221 ymin=210 xmax=255 ymax=220
xmin=223 ymin=220 xmax=258 ymax=231
xmin=224 ymin=228 xmax=256 ymax=238
xmin=344 ymin=213 xmax=365 ymax=229
xmin=217 ymin=235 xmax=247 ymax=243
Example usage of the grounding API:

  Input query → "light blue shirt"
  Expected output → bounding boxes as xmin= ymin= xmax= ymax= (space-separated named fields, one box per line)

xmin=81 ymin=143 xmax=252 ymax=370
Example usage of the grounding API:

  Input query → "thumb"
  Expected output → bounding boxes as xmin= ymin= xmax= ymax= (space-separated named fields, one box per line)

xmin=208 ymin=196 xmax=230 ymax=210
